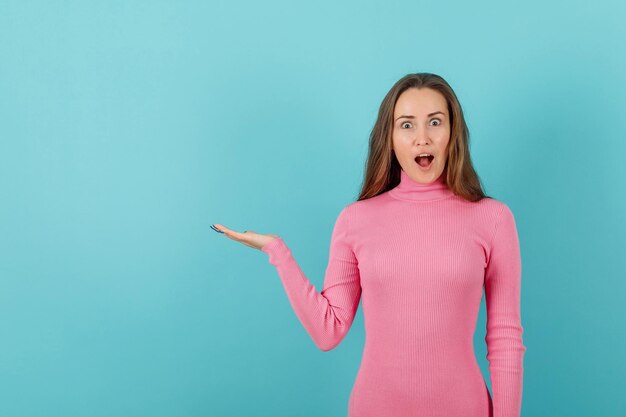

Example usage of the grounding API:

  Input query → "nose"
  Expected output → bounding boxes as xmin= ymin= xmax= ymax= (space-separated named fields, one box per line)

xmin=412 ymin=125 xmax=430 ymax=145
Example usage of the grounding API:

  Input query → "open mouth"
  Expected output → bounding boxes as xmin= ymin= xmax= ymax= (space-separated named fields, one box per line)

xmin=415 ymin=154 xmax=434 ymax=169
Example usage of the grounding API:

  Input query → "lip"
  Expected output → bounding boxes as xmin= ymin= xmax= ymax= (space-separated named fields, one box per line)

xmin=414 ymin=154 xmax=435 ymax=162
xmin=415 ymin=155 xmax=434 ymax=171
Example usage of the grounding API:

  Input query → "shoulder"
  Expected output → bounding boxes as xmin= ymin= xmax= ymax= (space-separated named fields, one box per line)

xmin=336 ymin=193 xmax=389 ymax=222
xmin=472 ymin=196 xmax=515 ymax=219
xmin=487 ymin=198 xmax=516 ymax=223
xmin=464 ymin=197 xmax=518 ymax=243
xmin=477 ymin=198 xmax=520 ymax=250
xmin=332 ymin=195 xmax=381 ymax=230
xmin=335 ymin=199 xmax=361 ymax=223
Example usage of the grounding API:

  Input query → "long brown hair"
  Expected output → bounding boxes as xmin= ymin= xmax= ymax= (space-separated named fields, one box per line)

xmin=357 ymin=73 xmax=490 ymax=203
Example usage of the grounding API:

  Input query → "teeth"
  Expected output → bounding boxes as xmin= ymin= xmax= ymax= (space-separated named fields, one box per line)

xmin=417 ymin=153 xmax=432 ymax=157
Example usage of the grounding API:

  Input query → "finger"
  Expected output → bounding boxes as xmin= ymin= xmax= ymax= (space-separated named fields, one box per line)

xmin=213 ymin=224 xmax=249 ymax=241
xmin=210 ymin=224 xmax=224 ymax=234
xmin=212 ymin=224 xmax=235 ymax=235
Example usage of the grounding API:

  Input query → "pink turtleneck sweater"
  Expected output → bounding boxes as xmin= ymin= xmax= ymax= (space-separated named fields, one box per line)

xmin=261 ymin=169 xmax=526 ymax=417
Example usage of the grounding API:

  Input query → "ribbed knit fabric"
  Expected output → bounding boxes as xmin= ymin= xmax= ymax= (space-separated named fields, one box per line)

xmin=261 ymin=169 xmax=526 ymax=417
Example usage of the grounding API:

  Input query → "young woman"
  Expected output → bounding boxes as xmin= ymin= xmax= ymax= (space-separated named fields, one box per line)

xmin=211 ymin=73 xmax=527 ymax=417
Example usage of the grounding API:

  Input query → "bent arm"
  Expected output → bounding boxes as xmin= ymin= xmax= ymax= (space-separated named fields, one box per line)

xmin=261 ymin=206 xmax=361 ymax=351
xmin=484 ymin=204 xmax=527 ymax=417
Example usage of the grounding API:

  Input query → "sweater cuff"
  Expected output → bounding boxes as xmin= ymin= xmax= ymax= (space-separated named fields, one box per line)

xmin=260 ymin=237 xmax=292 ymax=266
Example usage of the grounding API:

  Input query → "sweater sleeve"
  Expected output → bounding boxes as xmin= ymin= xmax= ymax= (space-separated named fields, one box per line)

xmin=260 ymin=206 xmax=361 ymax=352
xmin=484 ymin=204 xmax=527 ymax=417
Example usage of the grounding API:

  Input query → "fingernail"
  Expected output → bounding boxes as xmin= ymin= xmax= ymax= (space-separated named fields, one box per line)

xmin=211 ymin=224 xmax=224 ymax=234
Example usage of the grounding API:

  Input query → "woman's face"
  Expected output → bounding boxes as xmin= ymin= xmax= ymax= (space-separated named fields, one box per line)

xmin=392 ymin=87 xmax=450 ymax=184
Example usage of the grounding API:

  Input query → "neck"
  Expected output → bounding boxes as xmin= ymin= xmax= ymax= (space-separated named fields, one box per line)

xmin=388 ymin=169 xmax=455 ymax=202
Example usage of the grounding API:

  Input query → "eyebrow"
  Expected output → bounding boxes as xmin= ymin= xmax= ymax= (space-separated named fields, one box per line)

xmin=395 ymin=111 xmax=445 ymax=122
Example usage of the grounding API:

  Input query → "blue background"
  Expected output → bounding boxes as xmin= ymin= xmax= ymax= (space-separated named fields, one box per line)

xmin=1 ymin=1 xmax=625 ymax=416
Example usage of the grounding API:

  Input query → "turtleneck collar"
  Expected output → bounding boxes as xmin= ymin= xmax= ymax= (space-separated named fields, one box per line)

xmin=388 ymin=169 xmax=455 ymax=202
